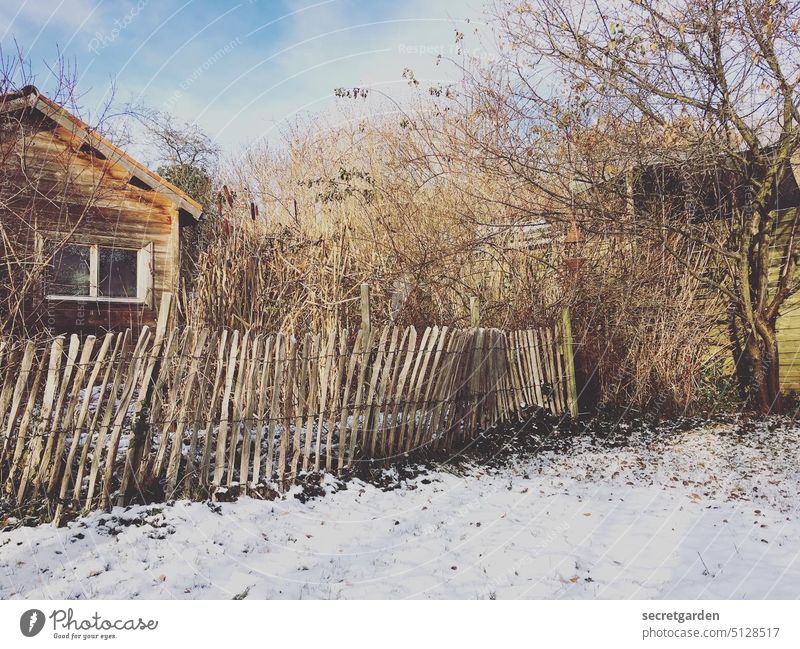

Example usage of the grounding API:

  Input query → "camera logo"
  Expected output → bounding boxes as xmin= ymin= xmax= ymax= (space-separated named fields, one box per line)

xmin=20 ymin=609 xmax=46 ymax=637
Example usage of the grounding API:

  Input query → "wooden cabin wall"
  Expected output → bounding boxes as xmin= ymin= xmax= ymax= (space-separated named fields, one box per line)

xmin=0 ymin=108 xmax=180 ymax=334
xmin=770 ymin=208 xmax=800 ymax=391
xmin=708 ymin=207 xmax=800 ymax=393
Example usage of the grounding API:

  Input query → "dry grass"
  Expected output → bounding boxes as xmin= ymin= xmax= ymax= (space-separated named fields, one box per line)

xmin=181 ymin=109 xmax=566 ymax=334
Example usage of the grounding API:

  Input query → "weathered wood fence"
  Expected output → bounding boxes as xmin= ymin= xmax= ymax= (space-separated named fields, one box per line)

xmin=0 ymin=301 xmax=578 ymax=523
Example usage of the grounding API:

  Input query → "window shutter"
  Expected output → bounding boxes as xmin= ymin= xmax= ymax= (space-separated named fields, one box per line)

xmin=137 ymin=243 xmax=153 ymax=305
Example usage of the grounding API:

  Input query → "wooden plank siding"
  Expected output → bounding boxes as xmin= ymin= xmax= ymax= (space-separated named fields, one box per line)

xmin=769 ymin=208 xmax=800 ymax=391
xmin=676 ymin=207 xmax=800 ymax=392
xmin=0 ymin=100 xmax=188 ymax=333
xmin=706 ymin=207 xmax=800 ymax=391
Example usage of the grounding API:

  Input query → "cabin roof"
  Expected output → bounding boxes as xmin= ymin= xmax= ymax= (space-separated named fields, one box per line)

xmin=0 ymin=85 xmax=202 ymax=221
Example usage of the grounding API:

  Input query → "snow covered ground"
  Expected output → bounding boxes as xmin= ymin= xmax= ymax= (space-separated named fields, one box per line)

xmin=2 ymin=420 xmax=799 ymax=599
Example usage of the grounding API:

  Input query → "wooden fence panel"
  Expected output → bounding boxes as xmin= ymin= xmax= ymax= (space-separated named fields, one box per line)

xmin=0 ymin=310 xmax=578 ymax=519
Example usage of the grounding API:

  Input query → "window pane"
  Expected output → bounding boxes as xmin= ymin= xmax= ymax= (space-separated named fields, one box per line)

xmin=50 ymin=244 xmax=90 ymax=296
xmin=99 ymin=247 xmax=138 ymax=298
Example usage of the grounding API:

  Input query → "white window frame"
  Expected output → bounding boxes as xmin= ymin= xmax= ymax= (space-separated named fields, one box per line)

xmin=46 ymin=241 xmax=153 ymax=305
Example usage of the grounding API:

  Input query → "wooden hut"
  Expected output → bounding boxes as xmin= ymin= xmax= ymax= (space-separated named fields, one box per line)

xmin=0 ymin=85 xmax=201 ymax=333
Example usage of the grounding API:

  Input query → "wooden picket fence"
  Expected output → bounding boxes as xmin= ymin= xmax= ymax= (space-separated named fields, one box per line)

xmin=0 ymin=298 xmax=578 ymax=524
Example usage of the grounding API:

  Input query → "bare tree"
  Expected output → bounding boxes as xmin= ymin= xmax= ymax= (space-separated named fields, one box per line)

xmin=461 ymin=0 xmax=800 ymax=412
xmin=131 ymin=107 xmax=219 ymax=207
xmin=127 ymin=107 xmax=220 ymax=295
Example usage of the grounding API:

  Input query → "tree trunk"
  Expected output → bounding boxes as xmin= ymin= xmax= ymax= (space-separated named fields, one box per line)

xmin=727 ymin=306 xmax=751 ymax=403
xmin=760 ymin=322 xmax=783 ymax=414
xmin=735 ymin=321 xmax=783 ymax=414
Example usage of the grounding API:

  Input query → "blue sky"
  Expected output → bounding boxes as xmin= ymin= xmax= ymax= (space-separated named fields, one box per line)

xmin=2 ymin=0 xmax=489 ymax=160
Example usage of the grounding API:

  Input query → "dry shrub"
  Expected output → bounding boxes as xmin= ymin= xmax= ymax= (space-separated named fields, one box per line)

xmin=181 ymin=108 xmax=565 ymax=334
xmin=571 ymin=237 xmax=728 ymax=414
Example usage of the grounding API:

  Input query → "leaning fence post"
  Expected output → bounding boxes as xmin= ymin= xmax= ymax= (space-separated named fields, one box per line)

xmin=561 ymin=307 xmax=579 ymax=418
xmin=118 ymin=292 xmax=173 ymax=506
xmin=360 ymin=283 xmax=371 ymax=333
xmin=469 ymin=296 xmax=480 ymax=328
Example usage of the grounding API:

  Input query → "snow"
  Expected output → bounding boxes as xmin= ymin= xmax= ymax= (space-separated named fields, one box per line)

xmin=2 ymin=420 xmax=799 ymax=599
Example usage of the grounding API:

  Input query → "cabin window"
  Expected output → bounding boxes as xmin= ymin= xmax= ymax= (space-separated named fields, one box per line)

xmin=50 ymin=244 xmax=91 ymax=296
xmin=46 ymin=241 xmax=152 ymax=304
xmin=99 ymin=247 xmax=138 ymax=298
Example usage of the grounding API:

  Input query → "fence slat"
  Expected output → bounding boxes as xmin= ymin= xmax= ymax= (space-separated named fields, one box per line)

xmin=238 ymin=333 xmax=262 ymax=491
xmin=264 ymin=335 xmax=288 ymax=482
xmin=395 ymin=327 xmax=431 ymax=455
xmin=414 ymin=326 xmax=449 ymax=451
xmin=15 ymin=337 xmax=64 ymax=503
xmin=185 ymin=331 xmax=219 ymax=496
xmin=324 ymin=329 xmax=347 ymax=472
xmin=386 ymin=327 xmax=416 ymax=458
xmin=347 ymin=328 xmax=374 ymax=468
xmin=199 ymin=331 xmax=228 ymax=488
xmin=274 ymin=333 xmax=290 ymax=484
xmin=337 ymin=330 xmax=362 ymax=473
xmin=370 ymin=326 xmax=399 ymax=457
xmin=374 ymin=326 xmax=402 ymax=457
xmin=121 ymin=294 xmax=174 ymax=501
xmin=0 ymin=346 xmax=22 ymax=430
xmin=48 ymin=336 xmax=97 ymax=499
xmin=74 ymin=333 xmax=121 ymax=505
xmin=359 ymin=326 xmax=389 ymax=458
xmin=1 ymin=341 xmax=35 ymax=458
xmin=314 ymin=328 xmax=336 ymax=472
xmin=544 ymin=327 xmax=565 ymax=415
xmin=225 ymin=332 xmax=250 ymax=486
xmin=405 ymin=327 xmax=441 ymax=453
xmin=150 ymin=328 xmax=193 ymax=484
xmin=291 ymin=333 xmax=309 ymax=479
xmin=36 ymin=335 xmax=81 ymax=495
xmin=301 ymin=333 xmax=321 ymax=474
xmin=251 ymin=334 xmax=273 ymax=487
xmin=524 ymin=329 xmax=545 ymax=409
xmin=213 ymin=330 xmax=239 ymax=487
xmin=428 ymin=329 xmax=461 ymax=452
xmin=533 ymin=328 xmax=556 ymax=415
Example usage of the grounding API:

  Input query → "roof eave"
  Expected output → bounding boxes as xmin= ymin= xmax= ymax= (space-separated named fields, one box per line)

xmin=1 ymin=86 xmax=203 ymax=221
